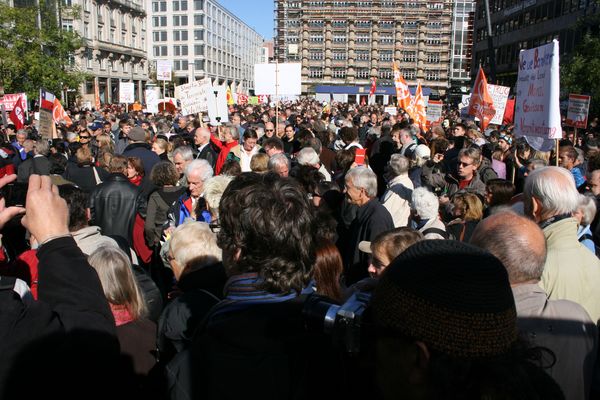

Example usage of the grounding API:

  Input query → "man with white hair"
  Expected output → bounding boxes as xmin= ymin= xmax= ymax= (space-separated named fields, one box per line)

xmin=168 ymin=159 xmax=214 ymax=227
xmin=524 ymin=166 xmax=600 ymax=322
xmin=381 ymin=154 xmax=413 ymax=227
xmin=194 ymin=127 xmax=217 ymax=170
xmin=268 ymin=153 xmax=291 ymax=178
xmin=173 ymin=146 xmax=194 ymax=187
xmin=410 ymin=187 xmax=447 ymax=239
xmin=342 ymin=166 xmax=394 ymax=284
xmin=296 ymin=147 xmax=331 ymax=181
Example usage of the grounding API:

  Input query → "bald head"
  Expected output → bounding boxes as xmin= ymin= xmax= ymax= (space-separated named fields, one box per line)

xmin=523 ymin=166 xmax=579 ymax=222
xmin=194 ymin=127 xmax=211 ymax=146
xmin=470 ymin=210 xmax=546 ymax=285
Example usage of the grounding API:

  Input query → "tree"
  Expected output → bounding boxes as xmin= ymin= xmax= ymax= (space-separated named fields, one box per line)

xmin=0 ymin=0 xmax=88 ymax=100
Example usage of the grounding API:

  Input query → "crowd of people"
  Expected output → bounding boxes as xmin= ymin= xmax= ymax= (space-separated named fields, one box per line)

xmin=0 ymin=98 xmax=599 ymax=399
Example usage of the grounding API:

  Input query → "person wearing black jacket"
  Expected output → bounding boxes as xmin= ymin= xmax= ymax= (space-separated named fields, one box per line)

xmin=0 ymin=174 xmax=132 ymax=399
xmin=90 ymin=155 xmax=145 ymax=246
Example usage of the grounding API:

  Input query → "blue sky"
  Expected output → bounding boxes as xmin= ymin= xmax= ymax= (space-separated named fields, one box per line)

xmin=217 ymin=0 xmax=275 ymax=39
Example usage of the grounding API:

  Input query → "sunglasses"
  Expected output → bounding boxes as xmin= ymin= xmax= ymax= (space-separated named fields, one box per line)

xmin=265 ymin=129 xmax=274 ymax=132
xmin=458 ymin=161 xmax=473 ymax=167
xmin=80 ymin=136 xmax=91 ymax=139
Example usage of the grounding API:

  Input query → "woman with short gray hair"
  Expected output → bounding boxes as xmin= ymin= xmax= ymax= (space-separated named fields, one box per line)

xmin=574 ymin=194 xmax=597 ymax=255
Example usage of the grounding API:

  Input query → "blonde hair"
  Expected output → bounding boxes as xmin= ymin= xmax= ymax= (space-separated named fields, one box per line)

xmin=453 ymin=193 xmax=483 ymax=221
xmin=204 ymin=175 xmax=233 ymax=220
xmin=153 ymin=138 xmax=169 ymax=153
xmin=170 ymin=222 xmax=222 ymax=272
xmin=88 ymin=246 xmax=147 ymax=320
xmin=96 ymin=134 xmax=114 ymax=153
xmin=250 ymin=153 xmax=270 ymax=173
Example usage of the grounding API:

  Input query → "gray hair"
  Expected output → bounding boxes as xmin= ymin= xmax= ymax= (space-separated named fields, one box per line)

xmin=268 ymin=153 xmax=290 ymax=171
xmin=296 ymin=147 xmax=320 ymax=166
xmin=254 ymin=126 xmax=265 ymax=138
xmin=345 ymin=166 xmax=377 ymax=198
xmin=577 ymin=194 xmax=597 ymax=226
xmin=524 ymin=166 xmax=579 ymax=216
xmin=470 ymin=210 xmax=547 ymax=283
xmin=170 ymin=221 xmax=222 ymax=271
xmin=388 ymin=154 xmax=410 ymax=176
xmin=458 ymin=147 xmax=482 ymax=166
xmin=204 ymin=175 xmax=233 ymax=219
xmin=34 ymin=139 xmax=49 ymax=156
xmin=411 ymin=187 xmax=439 ymax=220
xmin=185 ymin=158 xmax=213 ymax=181
xmin=225 ymin=125 xmax=240 ymax=140
xmin=173 ymin=146 xmax=194 ymax=162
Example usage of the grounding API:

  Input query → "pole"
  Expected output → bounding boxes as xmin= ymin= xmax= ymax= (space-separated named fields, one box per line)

xmin=275 ymin=60 xmax=279 ymax=136
xmin=573 ymin=127 xmax=578 ymax=146
xmin=556 ymin=139 xmax=559 ymax=167
xmin=483 ymin=0 xmax=497 ymax=84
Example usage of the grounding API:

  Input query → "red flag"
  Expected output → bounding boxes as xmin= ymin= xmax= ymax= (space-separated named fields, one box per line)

xmin=411 ymin=82 xmax=426 ymax=130
xmin=9 ymin=95 xmax=25 ymax=130
xmin=503 ymin=98 xmax=515 ymax=125
xmin=393 ymin=62 xmax=412 ymax=111
xmin=369 ymin=77 xmax=377 ymax=96
xmin=52 ymin=98 xmax=73 ymax=127
xmin=468 ymin=67 xmax=496 ymax=131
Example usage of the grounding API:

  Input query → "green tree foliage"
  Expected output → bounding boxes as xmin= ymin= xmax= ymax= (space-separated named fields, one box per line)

xmin=0 ymin=0 xmax=88 ymax=100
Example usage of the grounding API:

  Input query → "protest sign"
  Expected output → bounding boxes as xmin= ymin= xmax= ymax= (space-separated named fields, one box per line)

xmin=426 ymin=100 xmax=443 ymax=124
xmin=384 ymin=106 xmax=397 ymax=116
xmin=254 ymin=63 xmax=301 ymax=95
xmin=514 ymin=40 xmax=561 ymax=151
xmin=156 ymin=60 xmax=172 ymax=81
xmin=174 ymin=78 xmax=211 ymax=115
xmin=487 ymin=84 xmax=510 ymax=125
xmin=1 ymin=93 xmax=28 ymax=113
xmin=38 ymin=89 xmax=55 ymax=139
xmin=206 ymin=85 xmax=229 ymax=125
xmin=565 ymin=94 xmax=591 ymax=128
xmin=145 ymin=88 xmax=160 ymax=114
xmin=119 ymin=82 xmax=135 ymax=104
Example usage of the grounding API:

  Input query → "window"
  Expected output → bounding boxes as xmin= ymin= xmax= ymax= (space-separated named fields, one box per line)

xmin=63 ymin=0 xmax=72 ymax=6
xmin=84 ymin=22 xmax=89 ymax=38
xmin=380 ymin=50 xmax=393 ymax=61
xmin=174 ymin=45 xmax=188 ymax=56
xmin=332 ymin=20 xmax=347 ymax=28
xmin=426 ymin=52 xmax=440 ymax=63
xmin=194 ymin=59 xmax=205 ymax=70
xmin=426 ymin=35 xmax=441 ymax=45
xmin=194 ymin=44 xmax=204 ymax=55
xmin=173 ymin=15 xmax=188 ymax=26
xmin=356 ymin=20 xmax=371 ymax=28
xmin=194 ymin=14 xmax=204 ymax=25
xmin=333 ymin=34 xmax=346 ymax=43
xmin=152 ymin=1 xmax=166 ymax=11
xmin=425 ymin=70 xmax=440 ymax=81
xmin=427 ymin=22 xmax=442 ymax=30
xmin=308 ymin=20 xmax=324 ymax=28
xmin=332 ymin=68 xmax=346 ymax=78
xmin=308 ymin=67 xmax=323 ymax=78
xmin=194 ymin=0 xmax=203 ymax=10
xmin=310 ymin=34 xmax=323 ymax=43
xmin=153 ymin=31 xmax=167 ymax=41
xmin=402 ymin=69 xmax=416 ymax=79
xmin=403 ymin=21 xmax=418 ymax=30
xmin=152 ymin=16 xmax=167 ymax=27
xmin=380 ymin=21 xmax=394 ymax=30
xmin=174 ymin=60 xmax=189 ymax=71
xmin=62 ymin=18 xmax=74 ymax=32
xmin=194 ymin=29 xmax=204 ymax=40
xmin=355 ymin=50 xmax=369 ymax=61
xmin=402 ymin=51 xmax=416 ymax=62
xmin=403 ymin=34 xmax=417 ymax=45
xmin=332 ymin=51 xmax=346 ymax=60
xmin=309 ymin=51 xmax=323 ymax=60
xmin=380 ymin=34 xmax=394 ymax=44
xmin=85 ymin=48 xmax=93 ymax=68
xmin=356 ymin=68 xmax=370 ymax=79
xmin=99 ymin=58 xmax=106 ymax=70
xmin=356 ymin=34 xmax=370 ymax=43
xmin=379 ymin=68 xmax=392 ymax=79
xmin=173 ymin=30 xmax=188 ymax=41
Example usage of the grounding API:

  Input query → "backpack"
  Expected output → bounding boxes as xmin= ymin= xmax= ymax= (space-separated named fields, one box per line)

xmin=421 ymin=227 xmax=452 ymax=240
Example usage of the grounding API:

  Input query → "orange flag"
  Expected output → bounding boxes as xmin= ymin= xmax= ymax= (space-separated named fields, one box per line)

xmin=393 ymin=62 xmax=411 ymax=111
xmin=52 ymin=98 xmax=73 ymax=127
xmin=411 ymin=82 xmax=426 ymax=130
xmin=468 ymin=67 xmax=496 ymax=130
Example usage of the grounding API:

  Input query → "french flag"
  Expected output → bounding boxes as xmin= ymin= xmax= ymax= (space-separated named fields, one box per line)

xmin=40 ymin=88 xmax=55 ymax=111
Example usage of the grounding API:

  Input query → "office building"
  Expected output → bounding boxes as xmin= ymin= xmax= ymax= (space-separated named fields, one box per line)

xmin=147 ymin=0 xmax=263 ymax=91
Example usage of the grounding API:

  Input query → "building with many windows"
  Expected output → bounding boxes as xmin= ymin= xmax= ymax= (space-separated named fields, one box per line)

xmin=147 ymin=0 xmax=263 ymax=91
xmin=472 ymin=0 xmax=598 ymax=88
xmin=274 ymin=0 xmax=472 ymax=98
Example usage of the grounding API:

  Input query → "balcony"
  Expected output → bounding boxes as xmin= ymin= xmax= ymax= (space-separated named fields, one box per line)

xmin=94 ymin=39 xmax=146 ymax=60
xmin=95 ymin=0 xmax=146 ymax=16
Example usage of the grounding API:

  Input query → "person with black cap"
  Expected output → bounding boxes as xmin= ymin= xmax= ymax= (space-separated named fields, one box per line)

xmin=122 ymin=126 xmax=160 ymax=178
xmin=370 ymin=240 xmax=564 ymax=400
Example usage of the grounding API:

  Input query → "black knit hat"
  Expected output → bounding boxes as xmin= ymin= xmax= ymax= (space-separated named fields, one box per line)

xmin=371 ymin=240 xmax=517 ymax=359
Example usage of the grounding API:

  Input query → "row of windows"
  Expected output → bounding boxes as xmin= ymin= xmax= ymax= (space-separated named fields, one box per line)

xmin=306 ymin=68 xmax=441 ymax=80
xmin=152 ymin=0 xmax=203 ymax=12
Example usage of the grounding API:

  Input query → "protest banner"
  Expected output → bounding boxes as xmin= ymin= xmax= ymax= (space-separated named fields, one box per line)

xmin=119 ymin=82 xmax=135 ymax=105
xmin=1 ymin=93 xmax=28 ymax=113
xmin=565 ymin=94 xmax=591 ymax=129
xmin=174 ymin=78 xmax=211 ymax=116
xmin=514 ymin=40 xmax=561 ymax=152
xmin=426 ymin=100 xmax=443 ymax=124
xmin=145 ymin=88 xmax=160 ymax=114
xmin=156 ymin=60 xmax=172 ymax=81
xmin=206 ymin=85 xmax=229 ymax=125
xmin=384 ymin=106 xmax=397 ymax=116
xmin=9 ymin=95 xmax=26 ymax=129
xmin=94 ymin=78 xmax=101 ymax=110
xmin=487 ymin=84 xmax=510 ymax=125
xmin=254 ymin=63 xmax=301 ymax=95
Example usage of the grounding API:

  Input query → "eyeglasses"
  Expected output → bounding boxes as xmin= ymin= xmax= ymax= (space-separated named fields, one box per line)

xmin=265 ymin=129 xmax=274 ymax=132
xmin=458 ymin=161 xmax=473 ymax=167
xmin=80 ymin=136 xmax=90 ymax=139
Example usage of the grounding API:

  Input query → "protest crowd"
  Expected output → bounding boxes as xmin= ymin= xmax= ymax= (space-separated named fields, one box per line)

xmin=1 ymin=93 xmax=600 ymax=400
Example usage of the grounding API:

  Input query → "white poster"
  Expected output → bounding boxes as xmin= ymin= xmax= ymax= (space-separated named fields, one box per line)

xmin=566 ymin=94 xmax=591 ymax=128
xmin=487 ymin=84 xmax=510 ymax=125
xmin=206 ymin=85 xmax=229 ymax=125
xmin=254 ymin=63 xmax=301 ymax=95
xmin=119 ymin=82 xmax=135 ymax=104
xmin=145 ymin=88 xmax=160 ymax=114
xmin=384 ymin=106 xmax=397 ymax=116
xmin=426 ymin=100 xmax=443 ymax=123
xmin=514 ymin=40 xmax=562 ymax=151
xmin=174 ymin=78 xmax=212 ymax=115
xmin=156 ymin=60 xmax=172 ymax=81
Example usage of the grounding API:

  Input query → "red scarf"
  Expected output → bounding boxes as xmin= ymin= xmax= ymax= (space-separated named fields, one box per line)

xmin=129 ymin=175 xmax=142 ymax=186
xmin=110 ymin=303 xmax=135 ymax=327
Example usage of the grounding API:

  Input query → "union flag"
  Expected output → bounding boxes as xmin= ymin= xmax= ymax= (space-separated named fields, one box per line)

xmin=468 ymin=67 xmax=496 ymax=131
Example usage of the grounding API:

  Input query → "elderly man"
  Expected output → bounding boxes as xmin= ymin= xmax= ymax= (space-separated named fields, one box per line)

xmin=524 ymin=166 xmax=600 ymax=323
xmin=194 ymin=127 xmax=217 ymax=169
xmin=342 ymin=166 xmax=394 ymax=284
xmin=397 ymin=126 xmax=418 ymax=158
xmin=381 ymin=154 xmax=413 ymax=227
xmin=296 ymin=147 xmax=330 ymax=181
xmin=268 ymin=153 xmax=290 ymax=178
xmin=168 ymin=159 xmax=214 ymax=226
xmin=471 ymin=210 xmax=597 ymax=400
xmin=210 ymin=124 xmax=239 ymax=175
xmin=17 ymin=139 xmax=51 ymax=182
xmin=172 ymin=146 xmax=194 ymax=187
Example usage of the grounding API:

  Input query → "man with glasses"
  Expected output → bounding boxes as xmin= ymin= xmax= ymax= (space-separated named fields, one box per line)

xmin=259 ymin=122 xmax=275 ymax=146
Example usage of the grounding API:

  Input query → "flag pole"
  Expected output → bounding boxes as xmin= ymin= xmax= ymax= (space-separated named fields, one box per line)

xmin=556 ymin=139 xmax=559 ymax=167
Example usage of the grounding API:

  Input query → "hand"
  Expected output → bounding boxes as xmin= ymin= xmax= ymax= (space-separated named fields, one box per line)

xmin=0 ymin=174 xmax=26 ymax=229
xmin=433 ymin=153 xmax=444 ymax=163
xmin=21 ymin=175 xmax=69 ymax=244
xmin=439 ymin=194 xmax=450 ymax=205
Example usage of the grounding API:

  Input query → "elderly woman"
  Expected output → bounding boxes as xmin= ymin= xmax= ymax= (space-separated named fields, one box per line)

xmin=573 ymin=194 xmax=597 ymax=255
